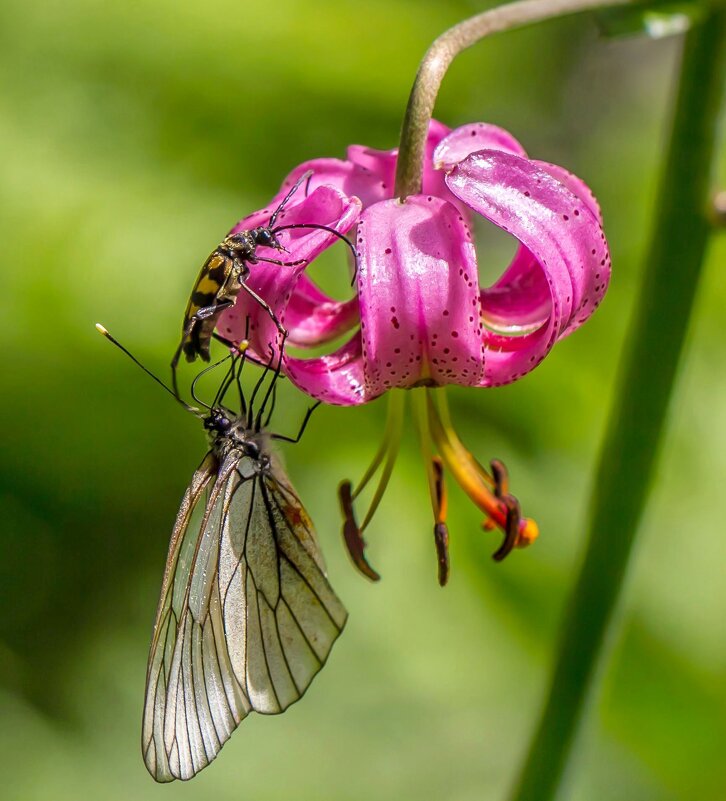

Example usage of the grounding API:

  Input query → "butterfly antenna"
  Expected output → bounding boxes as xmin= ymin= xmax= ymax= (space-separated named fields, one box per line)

xmin=268 ymin=170 xmax=314 ymax=228
xmin=95 ymin=324 xmax=200 ymax=416
xmin=213 ymin=352 xmax=241 ymax=411
xmin=190 ymin=353 xmax=234 ymax=410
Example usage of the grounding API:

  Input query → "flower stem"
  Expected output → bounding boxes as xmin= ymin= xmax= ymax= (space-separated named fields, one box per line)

xmin=394 ymin=0 xmax=634 ymax=198
xmin=509 ymin=11 xmax=726 ymax=801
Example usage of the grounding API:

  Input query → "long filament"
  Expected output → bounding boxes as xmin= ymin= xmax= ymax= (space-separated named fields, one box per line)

xmin=356 ymin=391 xmax=406 ymax=532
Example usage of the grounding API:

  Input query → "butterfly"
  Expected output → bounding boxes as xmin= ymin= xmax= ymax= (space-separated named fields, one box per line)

xmin=97 ymin=325 xmax=347 ymax=782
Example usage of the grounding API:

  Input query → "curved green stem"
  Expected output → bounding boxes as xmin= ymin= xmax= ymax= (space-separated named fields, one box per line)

xmin=394 ymin=0 xmax=634 ymax=198
xmin=510 ymin=10 xmax=726 ymax=801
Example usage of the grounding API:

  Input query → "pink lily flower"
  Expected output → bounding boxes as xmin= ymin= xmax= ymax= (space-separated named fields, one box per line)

xmin=217 ymin=121 xmax=610 ymax=576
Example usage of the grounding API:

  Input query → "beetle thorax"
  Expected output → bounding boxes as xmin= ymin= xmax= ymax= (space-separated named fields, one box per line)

xmin=223 ymin=231 xmax=257 ymax=259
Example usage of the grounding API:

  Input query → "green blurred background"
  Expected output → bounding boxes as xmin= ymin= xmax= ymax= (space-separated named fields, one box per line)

xmin=1 ymin=0 xmax=724 ymax=798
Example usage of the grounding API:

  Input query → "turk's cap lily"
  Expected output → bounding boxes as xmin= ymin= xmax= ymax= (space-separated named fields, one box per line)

xmin=220 ymin=120 xmax=610 ymax=406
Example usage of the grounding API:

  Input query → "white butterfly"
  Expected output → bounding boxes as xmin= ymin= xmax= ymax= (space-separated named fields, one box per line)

xmin=142 ymin=404 xmax=347 ymax=780
xmin=96 ymin=325 xmax=346 ymax=782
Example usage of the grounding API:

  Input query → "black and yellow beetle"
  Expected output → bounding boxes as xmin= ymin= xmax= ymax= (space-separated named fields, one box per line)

xmin=171 ymin=173 xmax=310 ymax=384
xmin=171 ymin=171 xmax=358 ymax=396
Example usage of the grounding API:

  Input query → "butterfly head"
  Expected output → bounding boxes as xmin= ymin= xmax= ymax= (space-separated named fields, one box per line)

xmin=204 ymin=408 xmax=232 ymax=436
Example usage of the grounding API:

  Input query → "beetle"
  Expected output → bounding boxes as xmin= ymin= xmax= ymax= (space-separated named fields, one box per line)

xmin=171 ymin=171 xmax=356 ymax=397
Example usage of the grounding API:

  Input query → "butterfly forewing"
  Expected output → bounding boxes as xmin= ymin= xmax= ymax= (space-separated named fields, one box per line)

xmin=142 ymin=447 xmax=347 ymax=782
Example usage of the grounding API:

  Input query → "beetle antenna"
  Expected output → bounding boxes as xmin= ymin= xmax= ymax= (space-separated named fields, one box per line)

xmin=268 ymin=170 xmax=314 ymax=228
xmin=272 ymin=224 xmax=358 ymax=280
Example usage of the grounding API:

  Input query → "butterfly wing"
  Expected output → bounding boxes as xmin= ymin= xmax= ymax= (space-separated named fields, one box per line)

xmin=235 ymin=456 xmax=348 ymax=715
xmin=142 ymin=450 xmax=347 ymax=782
xmin=142 ymin=453 xmax=252 ymax=782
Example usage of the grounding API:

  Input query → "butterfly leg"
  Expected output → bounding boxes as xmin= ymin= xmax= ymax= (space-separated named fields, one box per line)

xmin=271 ymin=401 xmax=321 ymax=443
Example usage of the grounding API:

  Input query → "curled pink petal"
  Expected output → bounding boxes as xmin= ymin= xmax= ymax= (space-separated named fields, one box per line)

xmin=218 ymin=186 xmax=361 ymax=355
xmin=282 ymin=194 xmax=485 ymax=404
xmin=445 ymin=150 xmax=610 ymax=386
xmin=245 ymin=158 xmax=388 ymax=213
xmin=347 ymin=119 xmax=453 ymax=201
xmin=532 ymin=160 xmax=603 ymax=224
xmin=228 ymin=204 xmax=278 ymax=236
xmin=284 ymin=276 xmax=359 ymax=347
xmin=285 ymin=337 xmax=367 ymax=405
xmin=356 ymin=195 xmax=484 ymax=396
xmin=346 ymin=145 xmax=397 ymax=193
xmin=479 ymin=244 xmax=551 ymax=333
xmin=434 ymin=122 xmax=528 ymax=171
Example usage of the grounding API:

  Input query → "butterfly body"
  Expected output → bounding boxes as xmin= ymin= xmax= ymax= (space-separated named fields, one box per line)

xmin=96 ymin=313 xmax=344 ymax=784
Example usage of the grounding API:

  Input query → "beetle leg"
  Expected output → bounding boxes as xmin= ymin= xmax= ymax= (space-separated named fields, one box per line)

xmin=170 ymin=300 xmax=235 ymax=397
xmin=239 ymin=281 xmax=288 ymax=337
xmin=250 ymin=255 xmax=307 ymax=267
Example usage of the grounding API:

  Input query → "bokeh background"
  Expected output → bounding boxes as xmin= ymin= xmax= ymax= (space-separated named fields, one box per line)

xmin=1 ymin=1 xmax=724 ymax=799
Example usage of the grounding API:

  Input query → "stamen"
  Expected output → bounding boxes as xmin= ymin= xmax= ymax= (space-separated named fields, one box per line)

xmin=413 ymin=391 xmax=451 ymax=585
xmin=431 ymin=457 xmax=450 ymax=586
xmin=490 ymin=459 xmax=508 ymax=498
xmin=425 ymin=389 xmax=538 ymax=558
xmin=434 ymin=386 xmax=495 ymax=491
xmin=338 ymin=480 xmax=381 ymax=581
xmin=337 ymin=391 xmax=406 ymax=580
xmin=492 ymin=495 xmax=520 ymax=562
xmin=353 ymin=391 xmax=405 ymax=531
xmin=433 ymin=523 xmax=450 ymax=586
